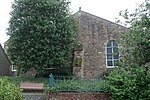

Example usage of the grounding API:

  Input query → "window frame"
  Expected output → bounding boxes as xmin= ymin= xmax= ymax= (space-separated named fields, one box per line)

xmin=106 ymin=41 xmax=119 ymax=68
xmin=11 ymin=64 xmax=16 ymax=71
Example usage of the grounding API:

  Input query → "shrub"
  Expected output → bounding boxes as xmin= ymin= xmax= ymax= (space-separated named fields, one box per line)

xmin=105 ymin=66 xmax=150 ymax=100
xmin=0 ymin=77 xmax=23 ymax=100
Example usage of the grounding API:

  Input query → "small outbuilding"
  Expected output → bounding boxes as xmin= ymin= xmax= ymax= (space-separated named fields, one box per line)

xmin=0 ymin=44 xmax=11 ymax=76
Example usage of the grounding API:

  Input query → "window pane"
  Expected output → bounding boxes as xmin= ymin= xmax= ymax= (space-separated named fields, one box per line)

xmin=113 ymin=47 xmax=118 ymax=53
xmin=113 ymin=54 xmax=119 ymax=59
xmin=107 ymin=42 xmax=111 ymax=47
xmin=107 ymin=54 xmax=112 ymax=59
xmin=107 ymin=48 xmax=112 ymax=53
xmin=114 ymin=60 xmax=119 ymax=66
xmin=107 ymin=61 xmax=113 ymax=66
xmin=113 ymin=47 xmax=119 ymax=59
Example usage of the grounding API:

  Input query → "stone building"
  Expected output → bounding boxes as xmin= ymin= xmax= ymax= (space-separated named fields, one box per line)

xmin=3 ymin=9 xmax=128 ymax=78
xmin=0 ymin=44 xmax=11 ymax=76
xmin=73 ymin=9 xmax=128 ymax=79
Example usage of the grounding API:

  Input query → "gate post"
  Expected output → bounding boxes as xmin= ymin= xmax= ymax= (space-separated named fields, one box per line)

xmin=49 ymin=73 xmax=54 ymax=87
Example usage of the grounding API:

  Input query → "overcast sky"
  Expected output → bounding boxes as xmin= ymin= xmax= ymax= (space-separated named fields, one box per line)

xmin=0 ymin=0 xmax=145 ymax=47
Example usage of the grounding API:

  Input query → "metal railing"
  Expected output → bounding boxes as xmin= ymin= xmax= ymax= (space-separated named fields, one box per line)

xmin=48 ymin=74 xmax=106 ymax=92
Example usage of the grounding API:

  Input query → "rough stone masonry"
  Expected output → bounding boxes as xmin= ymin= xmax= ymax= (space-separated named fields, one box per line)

xmin=73 ymin=9 xmax=128 ymax=79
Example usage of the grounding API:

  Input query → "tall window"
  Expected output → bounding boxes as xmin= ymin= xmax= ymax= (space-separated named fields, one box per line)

xmin=106 ymin=41 xmax=119 ymax=68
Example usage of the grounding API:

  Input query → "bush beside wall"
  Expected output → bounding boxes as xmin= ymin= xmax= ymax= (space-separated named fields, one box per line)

xmin=0 ymin=78 xmax=23 ymax=100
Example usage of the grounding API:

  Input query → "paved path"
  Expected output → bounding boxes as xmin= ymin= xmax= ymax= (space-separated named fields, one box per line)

xmin=23 ymin=93 xmax=46 ymax=100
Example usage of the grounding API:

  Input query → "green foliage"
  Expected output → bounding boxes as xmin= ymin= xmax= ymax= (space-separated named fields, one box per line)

xmin=118 ymin=1 xmax=150 ymax=66
xmin=45 ymin=79 xmax=105 ymax=93
xmin=7 ymin=0 xmax=76 ymax=76
xmin=1 ymin=76 xmax=105 ymax=93
xmin=0 ymin=78 xmax=23 ymax=100
xmin=105 ymin=66 xmax=150 ymax=100
xmin=105 ymin=1 xmax=150 ymax=100
xmin=73 ymin=57 xmax=82 ymax=67
xmin=0 ymin=76 xmax=48 ymax=85
xmin=74 ymin=43 xmax=83 ymax=51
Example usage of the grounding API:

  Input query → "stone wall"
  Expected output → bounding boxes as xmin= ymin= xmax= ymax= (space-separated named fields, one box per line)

xmin=46 ymin=92 xmax=110 ymax=100
xmin=73 ymin=43 xmax=84 ymax=79
xmin=73 ymin=10 xmax=128 ymax=79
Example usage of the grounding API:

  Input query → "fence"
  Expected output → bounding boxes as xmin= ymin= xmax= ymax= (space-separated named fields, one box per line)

xmin=2 ymin=75 xmax=106 ymax=92
xmin=48 ymin=74 xmax=106 ymax=92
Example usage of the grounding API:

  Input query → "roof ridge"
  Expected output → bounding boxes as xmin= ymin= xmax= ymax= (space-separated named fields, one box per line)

xmin=0 ymin=44 xmax=11 ymax=64
xmin=74 ymin=10 xmax=127 ymax=29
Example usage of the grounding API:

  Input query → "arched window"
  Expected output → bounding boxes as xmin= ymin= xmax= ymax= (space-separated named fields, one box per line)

xmin=106 ymin=41 xmax=119 ymax=68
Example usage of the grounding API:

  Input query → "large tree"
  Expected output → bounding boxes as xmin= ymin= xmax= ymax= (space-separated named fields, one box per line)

xmin=118 ymin=1 xmax=150 ymax=67
xmin=7 ymin=0 xmax=76 ymax=76
xmin=105 ymin=1 xmax=150 ymax=100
